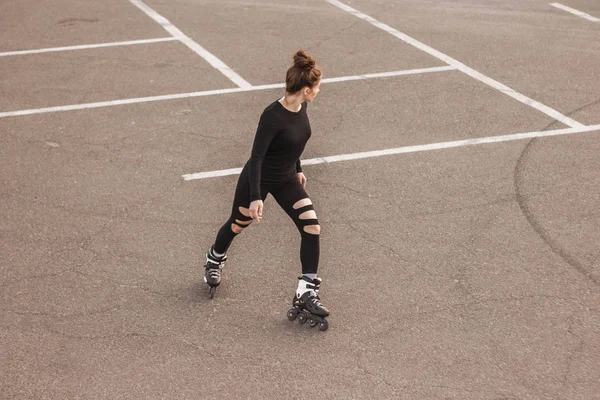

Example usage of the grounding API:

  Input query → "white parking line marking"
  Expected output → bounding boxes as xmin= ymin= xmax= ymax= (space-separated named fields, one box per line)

xmin=550 ymin=3 xmax=600 ymax=22
xmin=127 ymin=0 xmax=253 ymax=89
xmin=182 ymin=124 xmax=600 ymax=180
xmin=0 ymin=66 xmax=453 ymax=118
xmin=321 ymin=66 xmax=455 ymax=83
xmin=324 ymin=0 xmax=585 ymax=129
xmin=0 ymin=38 xmax=177 ymax=57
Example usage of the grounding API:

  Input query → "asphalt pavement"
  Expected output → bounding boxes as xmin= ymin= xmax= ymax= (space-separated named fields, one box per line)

xmin=1 ymin=0 xmax=599 ymax=399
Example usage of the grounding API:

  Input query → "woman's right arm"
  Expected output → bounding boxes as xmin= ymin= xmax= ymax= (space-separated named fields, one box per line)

xmin=248 ymin=110 xmax=278 ymax=202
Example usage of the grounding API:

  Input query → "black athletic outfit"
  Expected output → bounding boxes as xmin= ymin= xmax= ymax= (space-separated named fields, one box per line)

xmin=213 ymin=100 xmax=320 ymax=274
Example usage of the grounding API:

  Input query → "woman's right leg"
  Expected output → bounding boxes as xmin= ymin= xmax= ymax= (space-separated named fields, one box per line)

xmin=213 ymin=168 xmax=257 ymax=255
xmin=204 ymin=168 xmax=258 ymax=288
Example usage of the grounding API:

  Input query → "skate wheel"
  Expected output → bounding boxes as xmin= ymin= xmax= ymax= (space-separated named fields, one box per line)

xmin=308 ymin=316 xmax=318 ymax=328
xmin=287 ymin=309 xmax=298 ymax=321
xmin=208 ymin=286 xmax=216 ymax=299
xmin=318 ymin=318 xmax=329 ymax=331
xmin=298 ymin=314 xmax=308 ymax=325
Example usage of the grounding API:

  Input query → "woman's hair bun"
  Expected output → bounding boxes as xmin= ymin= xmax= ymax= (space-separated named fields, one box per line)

xmin=293 ymin=49 xmax=316 ymax=70
xmin=285 ymin=49 xmax=321 ymax=93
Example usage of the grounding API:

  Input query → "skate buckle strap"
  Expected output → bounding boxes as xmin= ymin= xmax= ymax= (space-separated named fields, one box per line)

xmin=206 ymin=260 xmax=224 ymax=270
xmin=302 ymin=293 xmax=325 ymax=314
xmin=207 ymin=252 xmax=226 ymax=267
xmin=208 ymin=253 xmax=226 ymax=262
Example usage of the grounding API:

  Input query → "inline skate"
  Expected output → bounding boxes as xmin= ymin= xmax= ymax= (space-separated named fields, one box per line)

xmin=287 ymin=276 xmax=330 ymax=331
xmin=203 ymin=245 xmax=226 ymax=299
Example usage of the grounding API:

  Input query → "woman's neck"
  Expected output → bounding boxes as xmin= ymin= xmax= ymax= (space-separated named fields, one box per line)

xmin=280 ymin=93 xmax=303 ymax=112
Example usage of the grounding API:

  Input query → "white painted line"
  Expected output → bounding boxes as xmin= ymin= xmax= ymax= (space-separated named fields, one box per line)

xmin=550 ymin=3 xmax=600 ymax=22
xmin=0 ymin=38 xmax=177 ymax=57
xmin=0 ymin=88 xmax=247 ymax=118
xmin=324 ymin=0 xmax=585 ymax=129
xmin=321 ymin=65 xmax=455 ymax=83
xmin=0 ymin=66 xmax=452 ymax=118
xmin=244 ymin=65 xmax=456 ymax=90
xmin=182 ymin=124 xmax=600 ymax=180
xmin=248 ymin=83 xmax=287 ymax=91
xmin=127 ymin=0 xmax=252 ymax=89
xmin=250 ymin=66 xmax=456 ymax=88
xmin=183 ymin=167 xmax=244 ymax=180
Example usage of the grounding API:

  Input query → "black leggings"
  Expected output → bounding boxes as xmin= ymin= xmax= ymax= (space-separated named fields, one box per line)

xmin=213 ymin=168 xmax=320 ymax=274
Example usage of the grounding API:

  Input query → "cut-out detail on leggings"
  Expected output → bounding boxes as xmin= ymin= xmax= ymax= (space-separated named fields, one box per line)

xmin=293 ymin=198 xmax=312 ymax=209
xmin=231 ymin=218 xmax=252 ymax=233
xmin=299 ymin=210 xmax=317 ymax=220
xmin=303 ymin=225 xmax=321 ymax=235
xmin=231 ymin=224 xmax=245 ymax=234
xmin=238 ymin=206 xmax=250 ymax=217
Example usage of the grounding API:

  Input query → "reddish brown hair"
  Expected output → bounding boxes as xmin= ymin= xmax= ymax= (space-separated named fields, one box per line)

xmin=285 ymin=50 xmax=321 ymax=94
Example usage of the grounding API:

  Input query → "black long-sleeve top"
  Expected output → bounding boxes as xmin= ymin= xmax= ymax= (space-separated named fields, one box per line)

xmin=247 ymin=100 xmax=311 ymax=201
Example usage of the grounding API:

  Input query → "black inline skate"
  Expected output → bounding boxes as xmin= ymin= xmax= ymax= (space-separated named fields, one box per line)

xmin=287 ymin=276 xmax=330 ymax=331
xmin=203 ymin=246 xmax=226 ymax=299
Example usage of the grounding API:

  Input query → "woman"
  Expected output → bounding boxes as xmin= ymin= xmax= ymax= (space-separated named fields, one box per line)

xmin=203 ymin=50 xmax=329 ymax=328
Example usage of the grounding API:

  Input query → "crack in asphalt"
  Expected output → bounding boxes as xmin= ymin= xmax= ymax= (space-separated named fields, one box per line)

xmin=311 ymin=176 xmax=375 ymax=197
xmin=346 ymin=220 xmax=435 ymax=278
xmin=357 ymin=361 xmax=521 ymax=398
xmin=0 ymin=245 xmax=98 ymax=292
xmin=43 ymin=324 xmax=168 ymax=340
xmin=381 ymin=294 xmax=589 ymax=323
xmin=560 ymin=315 xmax=586 ymax=396
xmin=7 ymin=305 xmax=122 ymax=318
xmin=178 ymin=338 xmax=224 ymax=361
xmin=312 ymin=173 xmax=517 ymax=220
xmin=408 ymin=195 xmax=517 ymax=218
xmin=0 ymin=270 xmax=70 ymax=289
xmin=451 ymin=210 xmax=500 ymax=301
xmin=311 ymin=18 xmax=364 ymax=51
xmin=72 ymin=268 xmax=179 ymax=302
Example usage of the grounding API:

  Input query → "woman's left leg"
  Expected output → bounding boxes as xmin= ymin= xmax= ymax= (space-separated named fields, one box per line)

xmin=271 ymin=179 xmax=321 ymax=276
xmin=271 ymin=179 xmax=329 ymax=318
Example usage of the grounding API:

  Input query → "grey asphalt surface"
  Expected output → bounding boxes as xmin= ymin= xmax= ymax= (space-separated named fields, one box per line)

xmin=1 ymin=0 xmax=599 ymax=399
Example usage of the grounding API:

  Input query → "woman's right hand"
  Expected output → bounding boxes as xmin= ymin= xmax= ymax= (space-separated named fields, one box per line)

xmin=249 ymin=200 xmax=264 ymax=223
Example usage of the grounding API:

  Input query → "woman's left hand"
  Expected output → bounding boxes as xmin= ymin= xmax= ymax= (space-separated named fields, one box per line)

xmin=297 ymin=172 xmax=307 ymax=188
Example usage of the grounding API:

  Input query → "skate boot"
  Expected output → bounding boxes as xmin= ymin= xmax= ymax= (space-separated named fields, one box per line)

xmin=203 ymin=246 xmax=227 ymax=299
xmin=287 ymin=276 xmax=330 ymax=331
